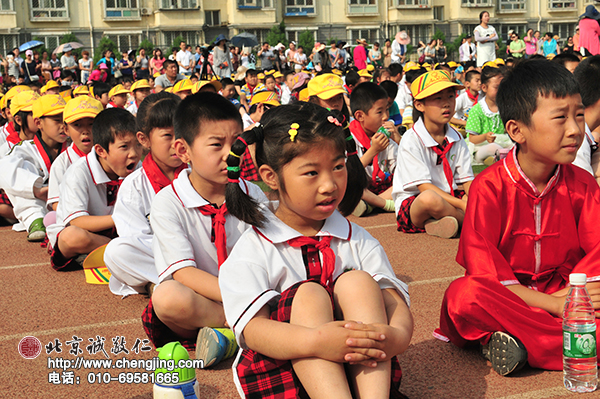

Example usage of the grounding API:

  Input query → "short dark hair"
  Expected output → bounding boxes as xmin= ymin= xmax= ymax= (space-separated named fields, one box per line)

xmin=388 ymin=63 xmax=403 ymax=78
xmin=163 ymin=59 xmax=177 ymax=69
xmin=246 ymin=69 xmax=258 ymax=77
xmin=553 ymin=53 xmax=581 ymax=68
xmin=345 ymin=70 xmax=360 ymax=87
xmin=174 ymin=92 xmax=242 ymax=144
xmin=465 ymin=69 xmax=481 ymax=83
xmin=93 ymin=108 xmax=137 ymax=152
xmin=92 ymin=81 xmax=111 ymax=99
xmin=379 ymin=80 xmax=398 ymax=100
xmin=220 ymin=77 xmax=234 ymax=87
xmin=497 ymin=59 xmax=580 ymax=127
xmin=404 ymin=67 xmax=427 ymax=84
xmin=136 ymin=91 xmax=181 ymax=136
xmin=350 ymin=82 xmax=388 ymax=116
xmin=573 ymin=55 xmax=600 ymax=108
xmin=481 ymin=65 xmax=504 ymax=85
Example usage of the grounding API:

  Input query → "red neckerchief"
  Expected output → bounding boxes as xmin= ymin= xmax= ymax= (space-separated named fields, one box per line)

xmin=72 ymin=143 xmax=87 ymax=158
xmin=349 ymin=119 xmax=389 ymax=186
xmin=33 ymin=133 xmax=68 ymax=173
xmin=6 ymin=122 xmax=19 ymax=145
xmin=287 ymin=236 xmax=335 ymax=292
xmin=106 ymin=179 xmax=123 ymax=206
xmin=109 ymin=101 xmax=123 ymax=109
xmin=431 ymin=138 xmax=455 ymax=196
xmin=344 ymin=84 xmax=352 ymax=95
xmin=142 ymin=152 xmax=187 ymax=194
xmin=198 ymin=204 xmax=228 ymax=267
xmin=246 ymin=84 xmax=256 ymax=96
xmin=466 ymin=89 xmax=478 ymax=104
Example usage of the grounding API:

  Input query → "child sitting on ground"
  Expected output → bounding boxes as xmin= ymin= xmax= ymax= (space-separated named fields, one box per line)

xmin=126 ymin=79 xmax=152 ymax=116
xmin=450 ymin=69 xmax=482 ymax=136
xmin=392 ymin=70 xmax=474 ymax=239
xmin=107 ymin=84 xmax=130 ymax=109
xmin=239 ymin=69 xmax=265 ymax=111
xmin=0 ymin=94 xmax=68 ymax=241
xmin=220 ymin=101 xmax=413 ymax=398
xmin=141 ymin=92 xmax=267 ymax=368
xmin=46 ymin=108 xmax=141 ymax=270
xmin=350 ymin=82 xmax=400 ymax=216
xmin=465 ymin=65 xmax=512 ymax=165
xmin=436 ymin=59 xmax=600 ymax=376
xmin=104 ymin=92 xmax=185 ymax=297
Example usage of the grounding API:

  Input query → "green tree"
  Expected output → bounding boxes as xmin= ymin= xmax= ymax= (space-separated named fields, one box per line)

xmin=93 ymin=36 xmax=118 ymax=66
xmin=171 ymin=35 xmax=186 ymax=50
xmin=33 ymin=37 xmax=50 ymax=58
xmin=266 ymin=21 xmax=287 ymax=47
xmin=432 ymin=29 xmax=446 ymax=43
xmin=60 ymin=33 xmax=82 ymax=57
xmin=138 ymin=38 xmax=154 ymax=55
xmin=298 ymin=30 xmax=314 ymax=53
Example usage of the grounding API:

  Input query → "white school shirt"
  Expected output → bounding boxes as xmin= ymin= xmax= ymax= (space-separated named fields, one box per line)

xmin=46 ymin=144 xmax=85 ymax=209
xmin=391 ymin=118 xmax=474 ymax=214
xmin=453 ymin=91 xmax=482 ymax=121
xmin=572 ymin=123 xmax=595 ymax=175
xmin=151 ymin=169 xmax=268 ymax=283
xmin=46 ymin=148 xmax=140 ymax=247
xmin=242 ymin=113 xmax=257 ymax=130
xmin=219 ymin=203 xmax=411 ymax=349
xmin=395 ymin=80 xmax=413 ymax=113
xmin=126 ymin=101 xmax=138 ymax=116
xmin=0 ymin=138 xmax=52 ymax=201
xmin=352 ymin=134 xmax=398 ymax=181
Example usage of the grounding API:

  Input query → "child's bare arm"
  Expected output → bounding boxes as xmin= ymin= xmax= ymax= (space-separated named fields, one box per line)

xmin=469 ymin=132 xmax=495 ymax=144
xmin=418 ymin=182 xmax=466 ymax=211
xmin=450 ymin=117 xmax=466 ymax=127
xmin=243 ymin=305 xmax=387 ymax=363
xmin=360 ymin=133 xmax=389 ymax=168
xmin=172 ymin=267 xmax=222 ymax=302
xmin=69 ymin=215 xmax=114 ymax=232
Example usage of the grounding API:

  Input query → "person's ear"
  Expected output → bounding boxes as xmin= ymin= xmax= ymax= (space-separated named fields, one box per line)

xmin=354 ymin=109 xmax=366 ymax=123
xmin=505 ymin=120 xmax=526 ymax=145
xmin=173 ymin=138 xmax=191 ymax=164
xmin=95 ymin=143 xmax=109 ymax=159
xmin=136 ymin=131 xmax=151 ymax=149
xmin=413 ymin=99 xmax=426 ymax=113
xmin=259 ymin=164 xmax=280 ymax=191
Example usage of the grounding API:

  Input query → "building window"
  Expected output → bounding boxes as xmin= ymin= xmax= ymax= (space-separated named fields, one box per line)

xmin=205 ymin=10 xmax=220 ymax=25
xmin=548 ymin=0 xmax=576 ymax=9
xmin=461 ymin=0 xmax=493 ymax=6
xmin=30 ymin=0 xmax=68 ymax=19
xmin=106 ymin=34 xmax=140 ymax=53
xmin=0 ymin=0 xmax=13 ymax=11
xmin=42 ymin=36 xmax=60 ymax=53
xmin=552 ymin=23 xmax=576 ymax=41
xmin=394 ymin=0 xmax=429 ymax=6
xmin=285 ymin=0 xmax=315 ymax=16
xmin=433 ymin=6 xmax=444 ymax=20
xmin=237 ymin=0 xmax=273 ymax=8
xmin=0 ymin=35 xmax=18 ymax=55
xmin=286 ymin=29 xmax=317 ymax=44
xmin=160 ymin=0 xmax=197 ymax=8
xmin=499 ymin=24 xmax=527 ymax=41
xmin=498 ymin=0 xmax=525 ymax=10
xmin=105 ymin=0 xmax=140 ymax=18
xmin=392 ymin=24 xmax=431 ymax=46
xmin=162 ymin=31 xmax=200 ymax=48
xmin=462 ymin=24 xmax=479 ymax=36
xmin=349 ymin=29 xmax=379 ymax=43
xmin=349 ymin=0 xmax=377 ymax=13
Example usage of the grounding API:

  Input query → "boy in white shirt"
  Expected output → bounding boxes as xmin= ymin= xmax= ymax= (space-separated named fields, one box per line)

xmin=126 ymin=79 xmax=152 ymax=116
xmin=0 ymin=94 xmax=67 ymax=241
xmin=104 ymin=92 xmax=186 ymax=297
xmin=141 ymin=92 xmax=267 ymax=368
xmin=46 ymin=108 xmax=141 ymax=270
xmin=450 ymin=69 xmax=482 ymax=135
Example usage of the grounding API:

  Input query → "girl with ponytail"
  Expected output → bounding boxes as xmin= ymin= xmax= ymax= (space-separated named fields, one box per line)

xmin=219 ymin=101 xmax=413 ymax=398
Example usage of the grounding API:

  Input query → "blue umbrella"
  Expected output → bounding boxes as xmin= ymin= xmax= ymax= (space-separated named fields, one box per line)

xmin=19 ymin=40 xmax=44 ymax=52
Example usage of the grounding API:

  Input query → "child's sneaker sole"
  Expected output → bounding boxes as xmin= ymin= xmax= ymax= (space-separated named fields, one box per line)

xmin=352 ymin=200 xmax=370 ymax=217
xmin=27 ymin=230 xmax=46 ymax=242
xmin=424 ymin=216 xmax=459 ymax=239
xmin=196 ymin=327 xmax=224 ymax=368
xmin=488 ymin=331 xmax=528 ymax=376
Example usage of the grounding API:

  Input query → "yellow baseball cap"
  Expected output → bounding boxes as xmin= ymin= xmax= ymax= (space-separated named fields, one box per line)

xmin=358 ymin=69 xmax=373 ymax=78
xmin=172 ymin=79 xmax=194 ymax=94
xmin=273 ymin=71 xmax=283 ymax=78
xmin=153 ymin=72 xmax=161 ymax=78
xmin=494 ymin=58 xmax=505 ymax=65
xmin=108 ymin=84 xmax=130 ymax=98
xmin=72 ymin=85 xmax=90 ymax=96
xmin=482 ymin=61 xmax=499 ymax=69
xmin=298 ymin=88 xmax=309 ymax=102
xmin=366 ymin=64 xmax=375 ymax=72
xmin=546 ymin=53 xmax=556 ymax=60
xmin=447 ymin=61 xmax=460 ymax=68
xmin=403 ymin=61 xmax=418 ymax=72
xmin=265 ymin=69 xmax=276 ymax=76
xmin=32 ymin=94 xmax=67 ymax=119
xmin=5 ymin=85 xmax=32 ymax=102
xmin=410 ymin=70 xmax=464 ymax=101
xmin=250 ymin=91 xmax=280 ymax=107
xmin=131 ymin=79 xmax=151 ymax=91
xmin=331 ymin=69 xmax=342 ymax=76
xmin=308 ymin=74 xmax=345 ymax=100
xmin=192 ymin=80 xmax=222 ymax=94
xmin=63 ymin=96 xmax=103 ymax=124
xmin=257 ymin=72 xmax=265 ymax=80
xmin=10 ymin=91 xmax=40 ymax=116
xmin=164 ymin=87 xmax=173 ymax=93
xmin=40 ymin=80 xmax=60 ymax=95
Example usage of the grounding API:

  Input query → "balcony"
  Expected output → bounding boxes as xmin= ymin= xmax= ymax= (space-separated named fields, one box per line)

xmin=497 ymin=0 xmax=526 ymax=12
xmin=285 ymin=0 xmax=315 ymax=16
xmin=393 ymin=0 xmax=430 ymax=8
xmin=348 ymin=0 xmax=378 ymax=15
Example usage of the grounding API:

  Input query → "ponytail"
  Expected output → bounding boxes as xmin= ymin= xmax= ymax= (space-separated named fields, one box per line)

xmin=225 ymin=125 xmax=266 ymax=227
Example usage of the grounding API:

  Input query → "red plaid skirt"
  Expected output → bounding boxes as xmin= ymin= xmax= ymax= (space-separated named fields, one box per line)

xmin=141 ymin=299 xmax=196 ymax=351
xmin=0 ymin=190 xmax=12 ymax=206
xmin=49 ymin=231 xmax=82 ymax=271
xmin=236 ymin=281 xmax=404 ymax=399
xmin=369 ymin=177 xmax=393 ymax=196
xmin=397 ymin=190 xmax=465 ymax=234
xmin=240 ymin=148 xmax=260 ymax=182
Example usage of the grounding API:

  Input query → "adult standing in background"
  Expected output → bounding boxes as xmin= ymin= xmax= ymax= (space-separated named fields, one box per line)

xmin=459 ymin=35 xmax=476 ymax=68
xmin=578 ymin=5 xmax=600 ymax=56
xmin=523 ymin=29 xmax=537 ymax=58
xmin=136 ymin=48 xmax=150 ymax=80
xmin=285 ymin=41 xmax=297 ymax=69
xmin=353 ymin=38 xmax=368 ymax=70
xmin=257 ymin=42 xmax=274 ymax=70
xmin=509 ymin=33 xmax=526 ymax=59
xmin=474 ymin=11 xmax=498 ymax=67
xmin=176 ymin=40 xmax=193 ymax=76
xmin=60 ymin=47 xmax=77 ymax=75
xmin=213 ymin=35 xmax=232 ymax=79
xmin=573 ymin=26 xmax=580 ymax=53
xmin=383 ymin=39 xmax=392 ymax=67
xmin=150 ymin=48 xmax=165 ymax=75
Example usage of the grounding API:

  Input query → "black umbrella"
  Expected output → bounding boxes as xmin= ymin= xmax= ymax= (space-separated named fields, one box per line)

xmin=231 ymin=32 xmax=259 ymax=48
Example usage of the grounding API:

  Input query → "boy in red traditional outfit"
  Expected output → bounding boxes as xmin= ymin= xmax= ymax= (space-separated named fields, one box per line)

xmin=435 ymin=60 xmax=600 ymax=376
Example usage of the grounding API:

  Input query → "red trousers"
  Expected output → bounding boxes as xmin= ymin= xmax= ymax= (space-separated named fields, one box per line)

xmin=437 ymin=275 xmax=600 ymax=371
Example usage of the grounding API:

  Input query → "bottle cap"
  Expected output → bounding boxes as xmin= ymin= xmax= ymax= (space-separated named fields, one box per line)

xmin=569 ymin=273 xmax=587 ymax=285
xmin=155 ymin=341 xmax=195 ymax=383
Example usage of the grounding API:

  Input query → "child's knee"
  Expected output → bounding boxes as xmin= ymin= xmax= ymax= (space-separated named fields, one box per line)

xmin=152 ymin=281 xmax=196 ymax=319
xmin=415 ymin=190 xmax=445 ymax=212
xmin=335 ymin=270 xmax=379 ymax=296
xmin=59 ymin=226 xmax=90 ymax=253
xmin=294 ymin=281 xmax=330 ymax=305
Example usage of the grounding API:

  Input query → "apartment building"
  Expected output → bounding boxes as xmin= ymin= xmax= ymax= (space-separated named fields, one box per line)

xmin=0 ymin=0 xmax=594 ymax=57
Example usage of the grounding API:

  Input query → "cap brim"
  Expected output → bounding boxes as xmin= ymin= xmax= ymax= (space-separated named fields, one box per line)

xmin=315 ymin=87 xmax=346 ymax=100
xmin=413 ymin=82 xmax=464 ymax=100
xmin=64 ymin=111 xmax=99 ymax=124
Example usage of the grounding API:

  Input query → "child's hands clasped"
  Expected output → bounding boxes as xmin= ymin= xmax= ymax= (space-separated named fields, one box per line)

xmin=342 ymin=322 xmax=404 ymax=367
xmin=371 ymin=132 xmax=390 ymax=153
xmin=485 ymin=132 xmax=496 ymax=143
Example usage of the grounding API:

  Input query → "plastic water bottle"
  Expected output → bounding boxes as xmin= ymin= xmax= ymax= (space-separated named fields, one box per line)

xmin=563 ymin=273 xmax=598 ymax=393
xmin=154 ymin=341 xmax=199 ymax=399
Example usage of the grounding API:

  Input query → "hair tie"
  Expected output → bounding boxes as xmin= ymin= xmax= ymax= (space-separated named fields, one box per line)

xmin=343 ymin=123 xmax=351 ymax=130
xmin=345 ymin=135 xmax=353 ymax=141
xmin=288 ymin=123 xmax=299 ymax=142
xmin=228 ymin=178 xmax=240 ymax=184
xmin=347 ymin=151 xmax=358 ymax=157
xmin=327 ymin=115 xmax=342 ymax=127
xmin=227 ymin=166 xmax=241 ymax=172
xmin=237 ymin=136 xmax=248 ymax=147
xmin=229 ymin=150 xmax=241 ymax=158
